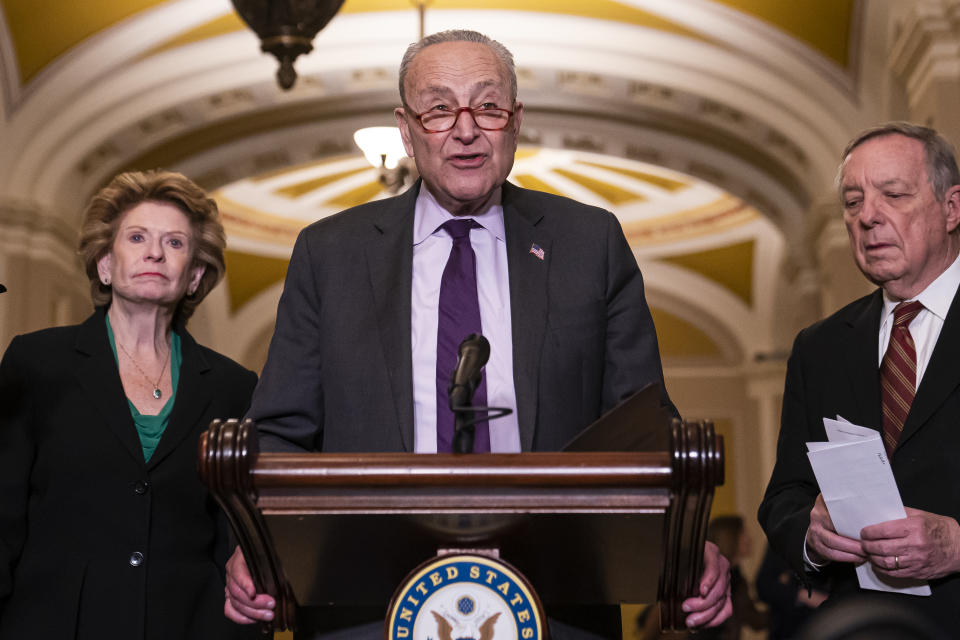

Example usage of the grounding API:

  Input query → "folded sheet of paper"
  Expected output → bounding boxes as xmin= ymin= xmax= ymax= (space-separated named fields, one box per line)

xmin=806 ymin=417 xmax=930 ymax=595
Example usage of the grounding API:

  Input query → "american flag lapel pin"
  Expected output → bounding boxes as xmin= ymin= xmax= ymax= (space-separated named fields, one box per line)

xmin=529 ymin=243 xmax=545 ymax=260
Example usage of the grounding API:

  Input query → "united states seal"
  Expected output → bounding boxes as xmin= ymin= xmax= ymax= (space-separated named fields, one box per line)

xmin=386 ymin=553 xmax=545 ymax=640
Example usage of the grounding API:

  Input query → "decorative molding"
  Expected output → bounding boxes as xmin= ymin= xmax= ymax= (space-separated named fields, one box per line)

xmin=0 ymin=0 xmax=229 ymax=116
xmin=2 ymin=8 xmax=858 ymax=230
xmin=0 ymin=201 xmax=82 ymax=278
xmin=888 ymin=1 xmax=960 ymax=102
xmin=0 ymin=200 xmax=77 ymax=246
xmin=47 ymin=65 xmax=813 ymax=247
xmin=646 ymin=0 xmax=858 ymax=94
xmin=644 ymin=260 xmax=758 ymax=361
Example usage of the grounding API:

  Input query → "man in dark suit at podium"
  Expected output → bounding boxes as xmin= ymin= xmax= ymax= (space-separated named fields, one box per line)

xmin=224 ymin=29 xmax=732 ymax=638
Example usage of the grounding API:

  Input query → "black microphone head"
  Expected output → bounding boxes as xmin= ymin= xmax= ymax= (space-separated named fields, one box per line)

xmin=0 ymin=284 xmax=5 ymax=293
xmin=458 ymin=333 xmax=490 ymax=362
xmin=450 ymin=333 xmax=491 ymax=395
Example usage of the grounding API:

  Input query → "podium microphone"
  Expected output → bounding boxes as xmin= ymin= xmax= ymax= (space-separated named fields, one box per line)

xmin=449 ymin=333 xmax=490 ymax=454
xmin=450 ymin=334 xmax=489 ymax=401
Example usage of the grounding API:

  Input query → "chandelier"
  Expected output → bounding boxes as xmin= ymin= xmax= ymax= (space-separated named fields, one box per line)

xmin=231 ymin=0 xmax=346 ymax=90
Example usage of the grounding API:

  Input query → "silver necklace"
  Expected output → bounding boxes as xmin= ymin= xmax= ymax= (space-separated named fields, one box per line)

xmin=117 ymin=340 xmax=170 ymax=400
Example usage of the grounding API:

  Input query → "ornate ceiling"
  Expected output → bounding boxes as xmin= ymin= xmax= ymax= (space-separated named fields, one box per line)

xmin=0 ymin=0 xmax=886 ymax=369
xmin=0 ymin=0 xmax=856 ymax=85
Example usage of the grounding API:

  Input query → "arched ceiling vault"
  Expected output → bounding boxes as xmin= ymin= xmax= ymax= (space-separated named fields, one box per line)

xmin=0 ymin=0 xmax=886 ymax=363
xmin=1 ymin=1 xmax=861 ymax=202
xmin=0 ymin=0 xmax=858 ymax=88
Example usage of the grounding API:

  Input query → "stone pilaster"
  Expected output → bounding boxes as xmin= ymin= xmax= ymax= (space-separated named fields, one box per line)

xmin=0 ymin=200 xmax=89 ymax=349
xmin=889 ymin=0 xmax=960 ymax=140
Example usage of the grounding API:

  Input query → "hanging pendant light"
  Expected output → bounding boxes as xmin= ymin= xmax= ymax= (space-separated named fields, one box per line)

xmin=231 ymin=0 xmax=346 ymax=90
xmin=353 ymin=127 xmax=418 ymax=193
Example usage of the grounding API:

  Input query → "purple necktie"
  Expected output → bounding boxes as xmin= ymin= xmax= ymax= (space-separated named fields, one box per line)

xmin=436 ymin=219 xmax=490 ymax=453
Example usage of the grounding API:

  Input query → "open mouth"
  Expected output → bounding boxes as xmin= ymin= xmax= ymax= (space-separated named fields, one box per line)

xmin=450 ymin=153 xmax=486 ymax=168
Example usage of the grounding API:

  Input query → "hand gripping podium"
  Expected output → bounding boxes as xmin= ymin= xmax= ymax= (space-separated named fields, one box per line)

xmin=199 ymin=387 xmax=723 ymax=635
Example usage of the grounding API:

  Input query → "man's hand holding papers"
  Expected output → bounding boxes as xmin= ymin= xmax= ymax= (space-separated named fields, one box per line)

xmin=806 ymin=493 xmax=867 ymax=566
xmin=861 ymin=508 xmax=960 ymax=581
xmin=805 ymin=417 xmax=930 ymax=595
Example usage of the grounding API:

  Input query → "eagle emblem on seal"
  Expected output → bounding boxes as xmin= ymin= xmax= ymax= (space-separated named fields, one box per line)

xmin=431 ymin=604 xmax=502 ymax=640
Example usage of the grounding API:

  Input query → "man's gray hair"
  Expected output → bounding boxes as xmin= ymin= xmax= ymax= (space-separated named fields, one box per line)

xmin=837 ymin=121 xmax=960 ymax=201
xmin=398 ymin=29 xmax=517 ymax=107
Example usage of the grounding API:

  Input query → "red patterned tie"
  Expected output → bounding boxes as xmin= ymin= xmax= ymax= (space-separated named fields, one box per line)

xmin=880 ymin=300 xmax=924 ymax=457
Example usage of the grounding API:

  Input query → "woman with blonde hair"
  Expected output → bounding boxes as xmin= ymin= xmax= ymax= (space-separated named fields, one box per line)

xmin=0 ymin=170 xmax=258 ymax=639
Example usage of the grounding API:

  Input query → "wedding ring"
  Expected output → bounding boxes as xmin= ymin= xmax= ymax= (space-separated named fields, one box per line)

xmin=894 ymin=555 xmax=900 ymax=570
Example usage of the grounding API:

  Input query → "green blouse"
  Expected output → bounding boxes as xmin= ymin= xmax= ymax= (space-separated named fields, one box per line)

xmin=105 ymin=315 xmax=182 ymax=462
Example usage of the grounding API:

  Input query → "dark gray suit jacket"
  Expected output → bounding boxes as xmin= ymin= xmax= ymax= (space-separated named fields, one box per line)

xmin=247 ymin=180 xmax=675 ymax=638
xmin=247 ymin=180 xmax=675 ymax=453
xmin=759 ymin=287 xmax=960 ymax=634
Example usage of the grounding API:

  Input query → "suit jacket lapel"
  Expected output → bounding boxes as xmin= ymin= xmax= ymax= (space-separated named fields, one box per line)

xmin=366 ymin=185 xmax=418 ymax=451
xmin=845 ymin=290 xmax=884 ymax=431
xmin=149 ymin=329 xmax=211 ymax=469
xmin=502 ymin=183 xmax=551 ymax=451
xmin=899 ymin=285 xmax=960 ymax=448
xmin=75 ymin=310 xmax=145 ymax=465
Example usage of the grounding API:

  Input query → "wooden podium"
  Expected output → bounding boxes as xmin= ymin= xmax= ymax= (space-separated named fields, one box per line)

xmin=199 ymin=400 xmax=723 ymax=634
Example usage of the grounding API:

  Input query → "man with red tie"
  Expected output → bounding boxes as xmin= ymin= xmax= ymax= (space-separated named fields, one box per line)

xmin=759 ymin=122 xmax=960 ymax=634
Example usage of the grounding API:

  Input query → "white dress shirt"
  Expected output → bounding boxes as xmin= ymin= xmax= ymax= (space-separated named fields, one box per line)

xmin=410 ymin=185 xmax=521 ymax=453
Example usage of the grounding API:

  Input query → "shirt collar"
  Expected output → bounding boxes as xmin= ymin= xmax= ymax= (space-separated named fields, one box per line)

xmin=882 ymin=250 xmax=960 ymax=324
xmin=412 ymin=183 xmax=505 ymax=246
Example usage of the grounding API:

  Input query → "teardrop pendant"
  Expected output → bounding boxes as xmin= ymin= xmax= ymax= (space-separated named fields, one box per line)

xmin=153 ymin=388 xmax=162 ymax=400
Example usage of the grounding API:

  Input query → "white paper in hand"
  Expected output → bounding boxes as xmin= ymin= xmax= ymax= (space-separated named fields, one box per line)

xmin=806 ymin=417 xmax=930 ymax=595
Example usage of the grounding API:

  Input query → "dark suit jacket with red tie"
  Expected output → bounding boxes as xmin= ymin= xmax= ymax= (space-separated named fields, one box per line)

xmin=246 ymin=180 xmax=677 ymax=637
xmin=758 ymin=287 xmax=960 ymax=634
xmin=0 ymin=309 xmax=259 ymax=640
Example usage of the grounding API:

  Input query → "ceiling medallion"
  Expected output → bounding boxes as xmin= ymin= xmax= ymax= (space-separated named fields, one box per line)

xmin=231 ymin=0 xmax=346 ymax=90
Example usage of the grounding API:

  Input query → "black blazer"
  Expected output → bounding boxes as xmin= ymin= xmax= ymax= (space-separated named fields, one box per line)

xmin=248 ymin=180 xmax=676 ymax=453
xmin=758 ymin=287 xmax=960 ymax=633
xmin=0 ymin=309 xmax=259 ymax=640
